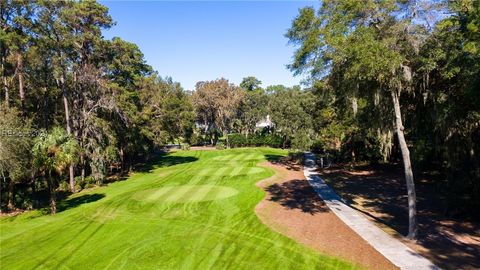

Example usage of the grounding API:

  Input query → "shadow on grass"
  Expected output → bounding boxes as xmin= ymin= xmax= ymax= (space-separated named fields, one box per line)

xmin=265 ymin=179 xmax=329 ymax=215
xmin=56 ymin=193 xmax=106 ymax=213
xmin=264 ymin=154 xmax=303 ymax=171
xmin=264 ymin=154 xmax=284 ymax=162
xmin=132 ymin=152 xmax=198 ymax=173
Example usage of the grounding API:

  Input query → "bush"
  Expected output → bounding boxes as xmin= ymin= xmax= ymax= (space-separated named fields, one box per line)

xmin=311 ymin=139 xmax=324 ymax=153
xmin=78 ymin=176 xmax=96 ymax=189
xmin=181 ymin=143 xmax=191 ymax=150
xmin=215 ymin=142 xmax=226 ymax=150
xmin=58 ymin=181 xmax=69 ymax=191
xmin=339 ymin=131 xmax=382 ymax=163
xmin=228 ymin=133 xmax=247 ymax=147
xmin=189 ymin=132 xmax=205 ymax=146
xmin=290 ymin=131 xmax=313 ymax=151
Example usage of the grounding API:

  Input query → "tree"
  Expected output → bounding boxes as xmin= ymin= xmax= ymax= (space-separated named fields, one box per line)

xmin=236 ymin=89 xmax=268 ymax=135
xmin=267 ymin=85 xmax=315 ymax=150
xmin=0 ymin=106 xmax=32 ymax=211
xmin=140 ymin=75 xmax=195 ymax=145
xmin=286 ymin=1 xmax=429 ymax=239
xmin=192 ymin=78 xmax=244 ymax=145
xmin=32 ymin=127 xmax=78 ymax=214
xmin=240 ymin=76 xmax=262 ymax=91
xmin=413 ymin=0 xmax=480 ymax=210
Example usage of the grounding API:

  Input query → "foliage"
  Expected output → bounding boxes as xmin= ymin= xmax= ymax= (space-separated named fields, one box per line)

xmin=268 ymin=86 xmax=315 ymax=149
xmin=215 ymin=142 xmax=226 ymax=150
xmin=286 ymin=0 xmax=480 ymax=228
xmin=192 ymin=78 xmax=244 ymax=144
xmin=32 ymin=127 xmax=79 ymax=214
xmin=140 ymin=76 xmax=195 ymax=146
xmin=0 ymin=106 xmax=32 ymax=210
xmin=240 ymin=76 xmax=262 ymax=91
xmin=233 ymin=89 xmax=268 ymax=135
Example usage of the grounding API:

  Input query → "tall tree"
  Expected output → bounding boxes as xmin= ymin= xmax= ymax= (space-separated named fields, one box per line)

xmin=193 ymin=78 xmax=244 ymax=145
xmin=286 ymin=1 xmax=430 ymax=239
xmin=32 ymin=127 xmax=78 ymax=214
xmin=236 ymin=89 xmax=268 ymax=135
xmin=267 ymin=85 xmax=314 ymax=150
xmin=0 ymin=106 xmax=32 ymax=211
xmin=240 ymin=76 xmax=262 ymax=91
xmin=140 ymin=75 xmax=195 ymax=145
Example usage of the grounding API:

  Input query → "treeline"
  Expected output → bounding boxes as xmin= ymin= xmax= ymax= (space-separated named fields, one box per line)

xmin=0 ymin=1 xmax=194 ymax=213
xmin=1 ymin=0 xmax=478 ymax=236
xmin=191 ymin=79 xmax=315 ymax=150
xmin=0 ymin=1 xmax=315 ymax=213
xmin=286 ymin=0 xmax=479 ymax=238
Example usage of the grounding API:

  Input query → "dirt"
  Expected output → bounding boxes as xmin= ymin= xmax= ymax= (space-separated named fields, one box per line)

xmin=255 ymin=161 xmax=398 ymax=270
xmin=320 ymin=164 xmax=480 ymax=270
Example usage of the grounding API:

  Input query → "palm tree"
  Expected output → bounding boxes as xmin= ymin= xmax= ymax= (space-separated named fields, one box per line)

xmin=32 ymin=127 xmax=78 ymax=214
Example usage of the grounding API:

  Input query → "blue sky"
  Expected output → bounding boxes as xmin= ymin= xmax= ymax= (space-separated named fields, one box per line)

xmin=100 ymin=1 xmax=318 ymax=90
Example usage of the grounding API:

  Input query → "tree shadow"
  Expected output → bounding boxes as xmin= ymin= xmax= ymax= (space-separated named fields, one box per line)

xmin=264 ymin=154 xmax=303 ymax=171
xmin=56 ymin=193 xmax=105 ymax=213
xmin=320 ymin=164 xmax=480 ymax=269
xmin=265 ymin=179 xmax=330 ymax=215
xmin=133 ymin=152 xmax=198 ymax=173
xmin=264 ymin=154 xmax=284 ymax=162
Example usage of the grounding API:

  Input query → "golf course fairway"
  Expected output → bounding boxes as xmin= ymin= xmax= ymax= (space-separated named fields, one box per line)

xmin=0 ymin=148 xmax=358 ymax=269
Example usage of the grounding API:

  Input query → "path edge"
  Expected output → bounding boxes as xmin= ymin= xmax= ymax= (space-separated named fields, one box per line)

xmin=303 ymin=152 xmax=439 ymax=270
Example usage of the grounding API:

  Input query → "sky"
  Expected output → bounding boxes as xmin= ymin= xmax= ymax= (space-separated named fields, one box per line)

xmin=100 ymin=1 xmax=318 ymax=90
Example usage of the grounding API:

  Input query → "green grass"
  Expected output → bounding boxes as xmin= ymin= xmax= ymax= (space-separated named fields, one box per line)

xmin=0 ymin=148 xmax=358 ymax=269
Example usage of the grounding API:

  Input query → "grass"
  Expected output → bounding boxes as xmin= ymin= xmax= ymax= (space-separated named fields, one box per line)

xmin=0 ymin=148 xmax=358 ymax=269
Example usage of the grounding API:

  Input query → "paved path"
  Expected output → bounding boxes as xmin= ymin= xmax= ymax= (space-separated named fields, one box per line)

xmin=303 ymin=152 xmax=439 ymax=270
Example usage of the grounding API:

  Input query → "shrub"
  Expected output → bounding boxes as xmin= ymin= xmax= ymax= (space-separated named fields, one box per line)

xmin=215 ymin=142 xmax=226 ymax=150
xmin=311 ymin=139 xmax=324 ymax=153
xmin=228 ymin=133 xmax=247 ymax=147
xmin=181 ymin=143 xmax=191 ymax=150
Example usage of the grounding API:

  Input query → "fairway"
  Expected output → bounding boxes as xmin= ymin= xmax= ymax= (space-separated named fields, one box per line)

xmin=0 ymin=148 xmax=357 ymax=269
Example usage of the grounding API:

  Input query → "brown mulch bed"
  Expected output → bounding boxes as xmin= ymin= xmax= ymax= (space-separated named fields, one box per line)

xmin=319 ymin=163 xmax=480 ymax=270
xmin=0 ymin=209 xmax=27 ymax=217
xmin=255 ymin=160 xmax=398 ymax=270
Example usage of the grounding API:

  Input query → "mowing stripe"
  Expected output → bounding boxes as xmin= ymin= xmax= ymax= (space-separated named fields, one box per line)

xmin=188 ymin=186 xmax=214 ymax=202
xmin=231 ymin=153 xmax=246 ymax=162
xmin=146 ymin=186 xmax=175 ymax=201
xmin=163 ymin=186 xmax=195 ymax=202
xmin=212 ymin=166 xmax=230 ymax=177
xmin=229 ymin=166 xmax=244 ymax=177
xmin=243 ymin=153 xmax=256 ymax=161
xmin=170 ymin=185 xmax=200 ymax=203
xmin=152 ymin=187 xmax=181 ymax=202
xmin=189 ymin=168 xmax=214 ymax=184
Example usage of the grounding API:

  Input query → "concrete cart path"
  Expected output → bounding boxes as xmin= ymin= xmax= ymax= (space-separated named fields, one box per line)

xmin=303 ymin=152 xmax=439 ymax=270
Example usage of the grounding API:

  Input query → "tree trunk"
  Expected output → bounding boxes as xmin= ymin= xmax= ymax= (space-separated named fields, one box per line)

xmin=80 ymin=153 xmax=85 ymax=182
xmin=0 ymin=173 xmax=3 ymax=213
xmin=31 ymin=175 xmax=37 ymax=209
xmin=7 ymin=180 xmax=14 ymax=211
xmin=47 ymin=172 xmax=56 ymax=214
xmin=119 ymin=147 xmax=124 ymax=172
xmin=224 ymin=130 xmax=229 ymax=148
xmin=391 ymin=90 xmax=417 ymax=240
xmin=59 ymin=72 xmax=75 ymax=192
xmin=43 ymin=87 xmax=49 ymax=129
xmin=2 ymin=53 xmax=8 ymax=108
xmin=16 ymin=53 xmax=25 ymax=113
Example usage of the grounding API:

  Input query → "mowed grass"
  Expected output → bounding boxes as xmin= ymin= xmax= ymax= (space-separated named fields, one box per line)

xmin=0 ymin=148 xmax=358 ymax=270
